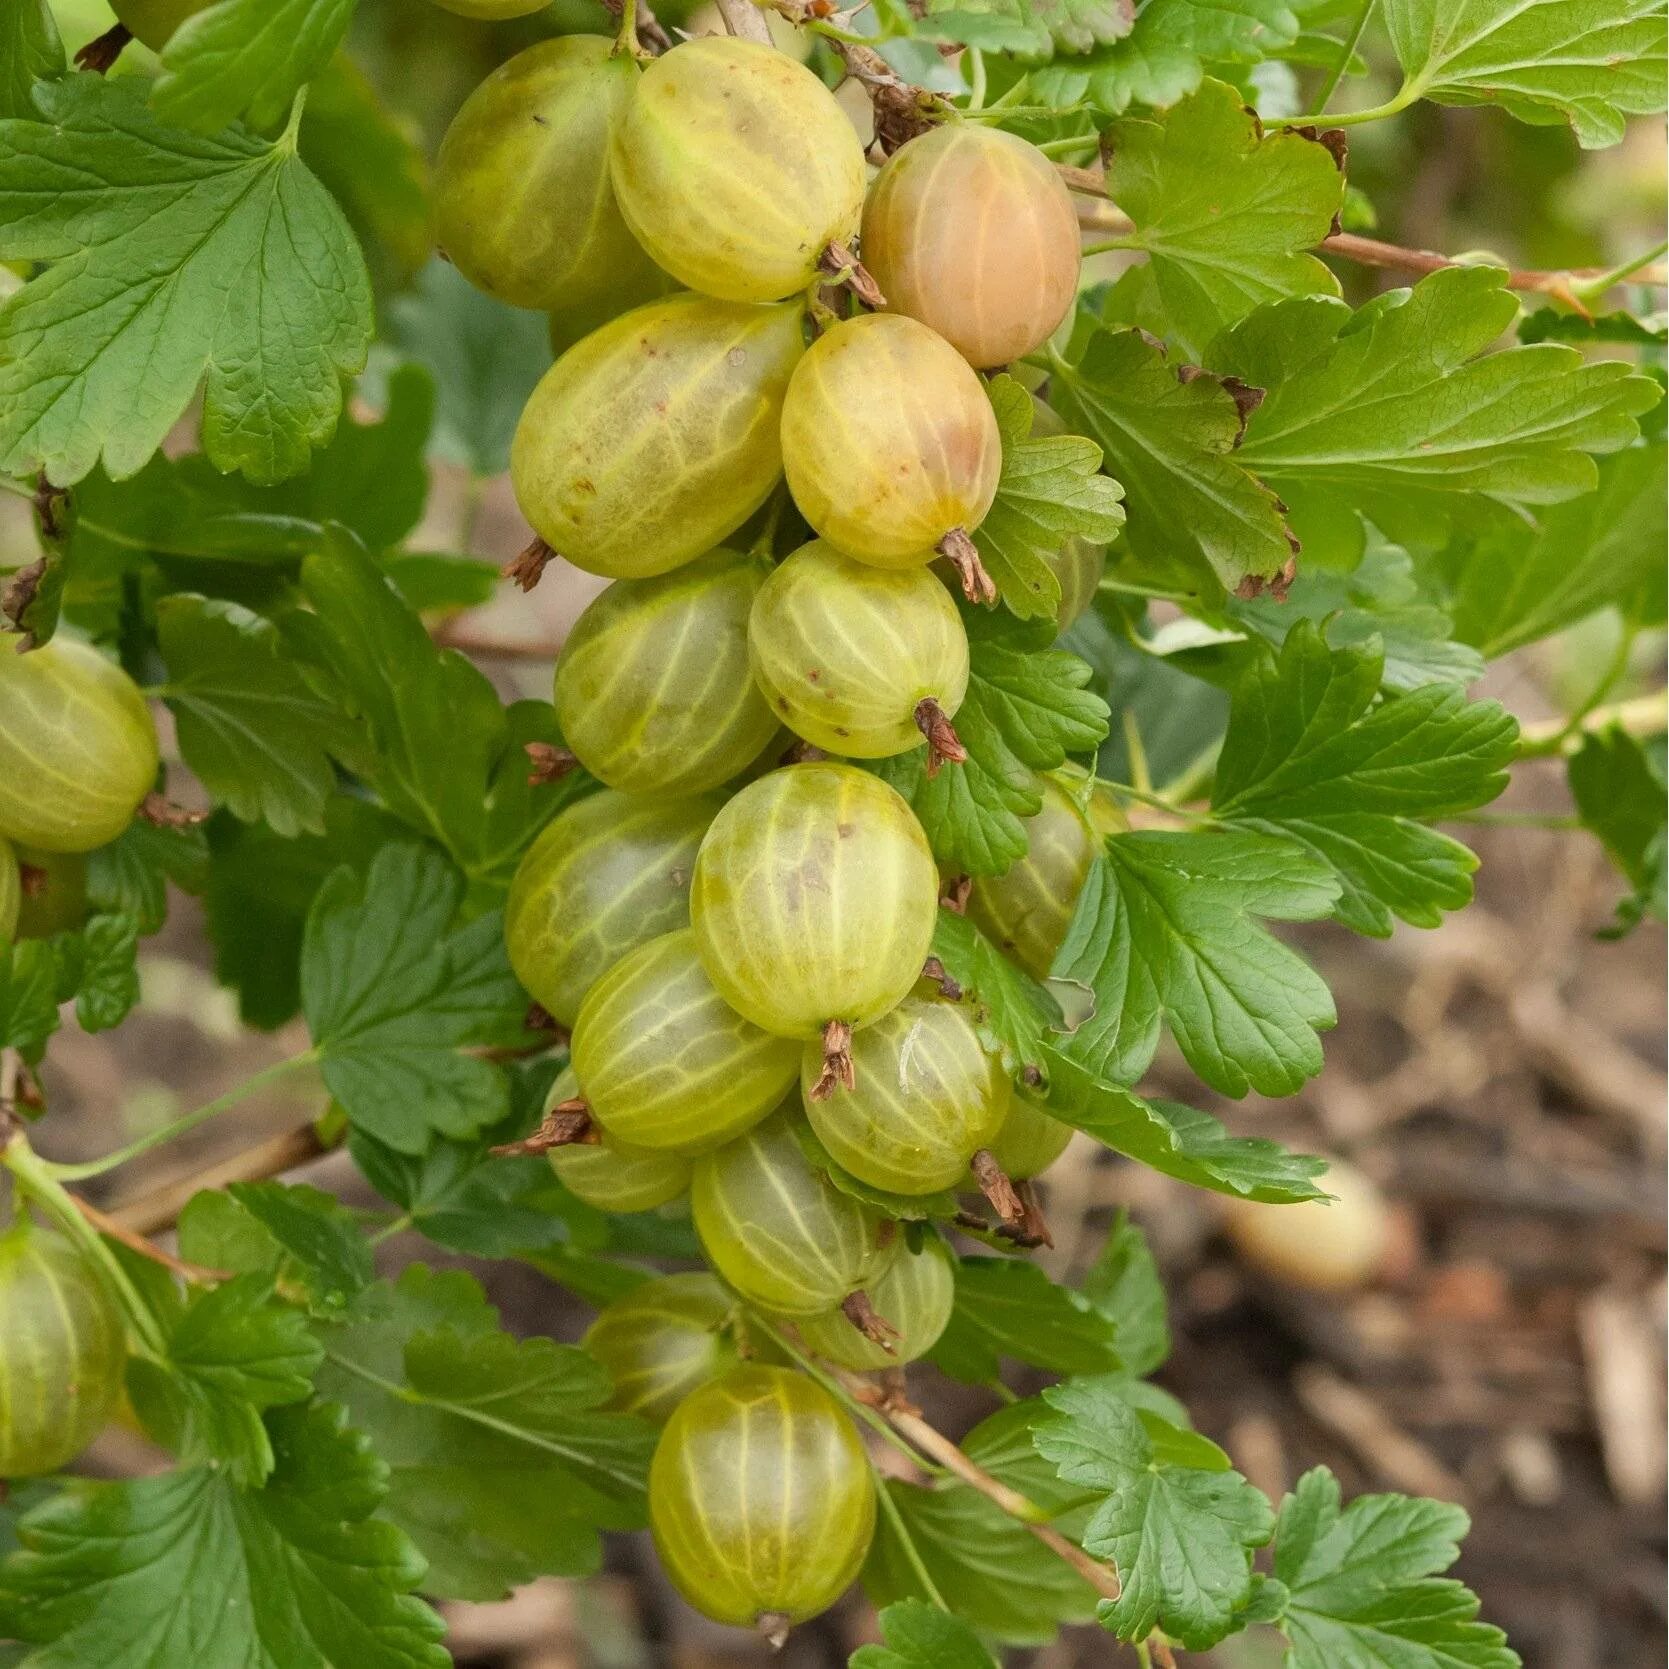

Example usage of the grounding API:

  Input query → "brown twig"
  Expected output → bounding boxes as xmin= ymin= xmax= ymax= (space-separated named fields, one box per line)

xmin=68 ymin=1193 xmax=228 ymax=1286
xmin=713 ymin=0 xmax=772 ymax=42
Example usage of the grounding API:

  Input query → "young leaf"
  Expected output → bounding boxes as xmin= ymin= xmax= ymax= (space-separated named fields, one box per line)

xmin=65 ymin=913 xmax=141 ymax=1034
xmin=1568 ymin=726 xmax=1667 ymax=935
xmin=1052 ymin=325 xmax=1295 ymax=599
xmin=874 ymin=607 xmax=1109 ymax=876
xmin=1049 ymin=831 xmax=1339 ymax=1097
xmin=125 ymin=1273 xmax=323 ymax=1486
xmin=158 ymin=596 xmax=349 ymax=839
xmin=1081 ymin=1209 xmax=1169 ymax=1376
xmin=1380 ymin=0 xmax=1666 ymax=148
xmin=1036 ymin=1378 xmax=1275 ymax=1648
xmin=1224 ymin=267 xmax=1662 ymax=565
xmin=301 ymin=843 xmax=529 ymax=1153
xmin=1211 ymin=622 xmax=1518 ymax=935
xmin=978 ymin=375 xmax=1126 ymax=621
xmin=0 ymin=78 xmax=372 ymax=487
xmin=315 ymin=1266 xmax=656 ymax=1602
xmin=0 ymin=938 xmax=61 ymax=1061
xmin=1108 ymin=78 xmax=1344 ymax=356
xmin=152 ymin=0 xmax=357 ymax=137
xmin=0 ymin=0 xmax=61 ymax=122
xmin=1270 ymin=1466 xmax=1520 ymax=1667
xmin=0 ymin=1402 xmax=449 ymax=1668
xmin=87 ymin=821 xmax=210 ymax=938
xmin=851 ymin=1600 xmax=999 ymax=1668
xmin=928 ymin=908 xmax=1065 ymax=1078
xmin=927 ymin=1255 xmax=1123 ymax=1382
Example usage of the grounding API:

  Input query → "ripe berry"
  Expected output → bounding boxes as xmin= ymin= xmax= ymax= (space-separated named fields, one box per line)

xmin=796 ymin=1234 xmax=956 ymax=1371
xmin=1223 ymin=1158 xmax=1392 ymax=1293
xmin=801 ymin=995 xmax=1009 ymax=1194
xmin=692 ymin=1111 xmax=897 ymax=1316
xmin=689 ymin=762 xmax=939 ymax=1042
xmin=649 ymin=1365 xmax=876 ymax=1633
xmin=555 ymin=549 xmax=779 ymax=796
xmin=572 ymin=930 xmax=800 ymax=1155
xmin=779 ymin=314 xmax=1001 ymax=591
xmin=511 ymin=292 xmax=804 ymax=580
xmin=747 ymin=539 xmax=970 ymax=765
xmin=584 ymin=1272 xmax=745 ymax=1422
xmin=0 ymin=637 xmax=158 ymax=855
xmin=542 ymin=1068 xmax=693 ymax=1213
xmin=987 ymin=1088 xmax=1074 ymax=1180
xmin=504 ymin=789 xmax=720 ymax=1030
xmin=861 ymin=124 xmax=1080 ymax=369
xmin=610 ymin=38 xmax=866 ymax=304
xmin=0 ymin=1220 xmax=125 ymax=1477
xmin=435 ymin=38 xmax=666 ymax=319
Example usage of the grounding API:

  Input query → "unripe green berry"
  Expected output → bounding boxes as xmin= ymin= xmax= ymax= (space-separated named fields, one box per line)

xmin=584 ymin=1272 xmax=743 ymax=1422
xmin=986 ymin=1088 xmax=1074 ymax=1180
xmin=796 ymin=1235 xmax=956 ymax=1371
xmin=542 ymin=1068 xmax=692 ymax=1213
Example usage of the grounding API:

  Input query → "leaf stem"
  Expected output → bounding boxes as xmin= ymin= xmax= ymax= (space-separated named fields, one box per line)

xmin=1307 ymin=0 xmax=1375 ymax=117
xmin=1568 ymin=237 xmax=1669 ymax=303
xmin=965 ymin=45 xmax=986 ymax=112
xmin=1082 ymin=235 xmax=1144 ymax=256
xmin=1266 ymin=78 xmax=1422 ymax=130
xmin=44 ymin=1051 xmax=320 ymax=1182
xmin=1514 ymin=693 xmax=1666 ymax=760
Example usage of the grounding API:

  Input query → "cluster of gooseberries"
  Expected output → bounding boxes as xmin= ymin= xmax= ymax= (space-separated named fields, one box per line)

xmin=458 ymin=22 xmax=1098 ymax=1637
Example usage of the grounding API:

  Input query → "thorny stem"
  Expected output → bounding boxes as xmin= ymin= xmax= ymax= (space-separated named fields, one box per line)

xmin=45 ymin=1052 xmax=320 ymax=1182
xmin=1307 ymin=0 xmax=1375 ymax=117
xmin=67 ymin=1193 xmax=228 ymax=1286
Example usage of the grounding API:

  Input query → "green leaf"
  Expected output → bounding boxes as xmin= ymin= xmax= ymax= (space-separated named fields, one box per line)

xmin=1271 ymin=1466 xmax=1519 ymax=1667
xmin=851 ymin=1600 xmax=999 ymax=1668
xmin=1568 ymin=726 xmax=1667 ymax=935
xmin=1446 ymin=439 xmax=1669 ymax=657
xmin=0 ymin=939 xmax=61 ymax=1062
xmin=1224 ymin=267 xmax=1662 ymax=565
xmin=1053 ymin=325 xmax=1295 ymax=600
xmin=301 ymin=843 xmax=529 ymax=1152
xmin=875 ymin=606 xmax=1109 ymax=876
xmin=0 ymin=1 xmax=60 ymax=123
xmin=1041 ymin=1056 xmax=1330 ymax=1198
xmin=1382 ymin=0 xmax=1666 ymax=148
xmin=178 ymin=1181 xmax=374 ymax=1315
xmin=126 ymin=1274 xmax=322 ymax=1486
xmin=0 ymin=1402 xmax=449 ymax=1668
xmin=158 ymin=596 xmax=349 ymax=839
xmin=1037 ymin=1378 xmax=1274 ymax=1647
xmin=1108 ymin=79 xmax=1344 ymax=355
xmin=929 ymin=908 xmax=1065 ymax=1078
xmin=928 ymin=1255 xmax=1123 ymax=1382
xmin=86 ymin=821 xmax=209 ymax=938
xmin=1081 ymin=1209 xmax=1170 ymax=1375
xmin=67 ymin=913 xmax=141 ymax=1033
xmin=1049 ymin=831 xmax=1339 ymax=1096
xmin=978 ymin=375 xmax=1126 ymax=621
xmin=153 ymin=0 xmax=356 ymax=135
xmin=1212 ymin=621 xmax=1518 ymax=935
xmin=0 ymin=77 xmax=371 ymax=487
xmin=315 ymin=1266 xmax=655 ymax=1602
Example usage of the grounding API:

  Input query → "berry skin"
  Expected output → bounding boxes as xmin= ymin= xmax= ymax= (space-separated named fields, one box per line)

xmin=426 ymin=0 xmax=550 ymax=16
xmin=542 ymin=1067 xmax=693 ymax=1213
xmin=555 ymin=549 xmax=779 ymax=796
xmin=649 ymin=1365 xmax=876 ymax=1631
xmin=610 ymin=38 xmax=867 ymax=305
xmin=801 ymin=996 xmax=1010 ymax=1195
xmin=435 ymin=38 xmax=666 ymax=318
xmin=689 ymin=762 xmax=939 ymax=1040
xmin=109 ymin=0 xmax=209 ymax=48
xmin=861 ymin=124 xmax=1081 ymax=370
xmin=0 ymin=636 xmax=158 ymax=855
xmin=584 ymin=1272 xmax=746 ymax=1423
xmin=797 ymin=1234 xmax=956 ymax=1371
xmin=747 ymin=540 xmax=970 ymax=761
xmin=572 ymin=930 xmax=801 ymax=1155
xmin=504 ymin=789 xmax=720 ymax=1030
xmin=0 ymin=1222 xmax=125 ymax=1477
xmin=692 ymin=1111 xmax=897 ymax=1316
xmin=0 ymin=838 xmax=17 ymax=944
xmin=967 ymin=778 xmax=1125 ymax=978
xmin=1223 ymin=1158 xmax=1391 ymax=1293
xmin=780 ymin=313 xmax=1002 ymax=569
xmin=511 ymin=292 xmax=805 ymax=580
xmin=987 ymin=1088 xmax=1074 ymax=1180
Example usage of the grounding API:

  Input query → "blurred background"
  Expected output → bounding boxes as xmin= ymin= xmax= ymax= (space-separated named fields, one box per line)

xmin=5 ymin=2 xmax=1666 ymax=1664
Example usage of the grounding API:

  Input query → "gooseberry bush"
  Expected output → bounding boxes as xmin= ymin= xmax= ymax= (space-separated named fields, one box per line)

xmin=0 ymin=0 xmax=1663 ymax=1662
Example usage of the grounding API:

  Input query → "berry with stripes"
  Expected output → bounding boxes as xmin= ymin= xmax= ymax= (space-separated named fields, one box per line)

xmin=987 ymin=1087 xmax=1075 ymax=1180
xmin=609 ymin=38 xmax=867 ymax=305
xmin=583 ymin=1272 xmax=747 ymax=1422
xmin=648 ymin=1365 xmax=876 ymax=1637
xmin=511 ymin=292 xmax=804 ymax=580
xmin=748 ymin=539 xmax=970 ymax=770
xmin=555 ymin=548 xmax=779 ymax=795
xmin=539 ymin=1067 xmax=694 ymax=1212
xmin=796 ymin=1233 xmax=956 ymax=1371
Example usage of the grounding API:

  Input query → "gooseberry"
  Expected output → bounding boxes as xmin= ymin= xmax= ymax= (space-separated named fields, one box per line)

xmin=692 ymin=1110 xmax=897 ymax=1316
xmin=427 ymin=0 xmax=551 ymax=17
xmin=649 ymin=1364 xmax=876 ymax=1633
xmin=987 ymin=1088 xmax=1074 ymax=1180
xmin=1222 ymin=1158 xmax=1391 ymax=1294
xmin=610 ymin=37 xmax=866 ymax=304
xmin=747 ymin=539 xmax=970 ymax=766
xmin=584 ymin=1272 xmax=748 ymax=1423
xmin=796 ymin=1234 xmax=956 ymax=1371
xmin=541 ymin=1068 xmax=692 ymax=1213
xmin=511 ymin=292 xmax=805 ymax=580
xmin=0 ymin=636 xmax=158 ymax=855
xmin=504 ymin=789 xmax=720 ymax=1029
xmin=571 ymin=929 xmax=800 ymax=1155
xmin=555 ymin=548 xmax=779 ymax=795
